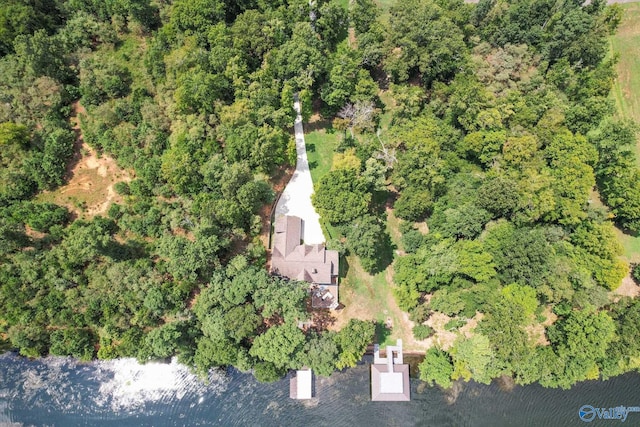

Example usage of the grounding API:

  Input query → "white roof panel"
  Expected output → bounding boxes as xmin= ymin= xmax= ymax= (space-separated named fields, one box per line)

xmin=379 ymin=372 xmax=404 ymax=394
xmin=296 ymin=370 xmax=312 ymax=399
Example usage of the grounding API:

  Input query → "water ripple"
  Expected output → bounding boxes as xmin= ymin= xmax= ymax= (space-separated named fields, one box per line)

xmin=3 ymin=352 xmax=640 ymax=426
xmin=93 ymin=357 xmax=229 ymax=414
xmin=0 ymin=352 xmax=230 ymax=424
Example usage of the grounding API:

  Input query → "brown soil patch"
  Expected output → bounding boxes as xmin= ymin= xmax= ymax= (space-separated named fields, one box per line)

xmin=525 ymin=307 xmax=555 ymax=346
xmin=414 ymin=221 xmax=429 ymax=234
xmin=427 ymin=312 xmax=457 ymax=351
xmin=541 ymin=307 xmax=557 ymax=327
xmin=426 ymin=311 xmax=482 ymax=351
xmin=328 ymin=285 xmax=377 ymax=330
xmin=348 ymin=28 xmax=357 ymax=49
xmin=24 ymin=225 xmax=46 ymax=240
xmin=37 ymin=102 xmax=132 ymax=219
xmin=399 ymin=310 xmax=431 ymax=351
xmin=615 ymin=273 xmax=640 ymax=298
xmin=459 ymin=312 xmax=483 ymax=337
xmin=306 ymin=104 xmax=334 ymax=132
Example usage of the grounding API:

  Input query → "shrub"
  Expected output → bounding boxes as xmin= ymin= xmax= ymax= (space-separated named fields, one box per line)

xmin=633 ymin=264 xmax=640 ymax=283
xmin=413 ymin=324 xmax=434 ymax=340
xmin=444 ymin=318 xmax=466 ymax=331
xmin=409 ymin=304 xmax=430 ymax=323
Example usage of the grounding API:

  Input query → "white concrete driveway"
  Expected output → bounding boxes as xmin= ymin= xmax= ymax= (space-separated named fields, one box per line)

xmin=274 ymin=95 xmax=326 ymax=244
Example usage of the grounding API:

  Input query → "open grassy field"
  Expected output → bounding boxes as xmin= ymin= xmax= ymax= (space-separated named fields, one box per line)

xmin=305 ymin=125 xmax=339 ymax=185
xmin=610 ymin=3 xmax=640 ymax=128
xmin=609 ymin=3 xmax=640 ymax=261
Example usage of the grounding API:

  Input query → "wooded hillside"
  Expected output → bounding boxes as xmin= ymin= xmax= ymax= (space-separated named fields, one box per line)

xmin=1 ymin=0 xmax=639 ymax=389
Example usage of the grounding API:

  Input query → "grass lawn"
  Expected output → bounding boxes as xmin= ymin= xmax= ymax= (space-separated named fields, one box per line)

xmin=305 ymin=127 xmax=340 ymax=184
xmin=375 ymin=0 xmax=396 ymax=11
xmin=610 ymin=3 xmax=640 ymax=160
xmin=609 ymin=4 xmax=640 ymax=260
xmin=303 ymin=80 xmax=427 ymax=349
xmin=616 ymin=228 xmax=640 ymax=264
xmin=331 ymin=207 xmax=429 ymax=352
xmin=333 ymin=256 xmax=417 ymax=349
xmin=304 ymin=125 xmax=342 ymax=239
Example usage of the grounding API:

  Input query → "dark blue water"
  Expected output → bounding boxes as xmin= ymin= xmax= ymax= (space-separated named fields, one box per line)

xmin=2 ymin=352 xmax=639 ymax=427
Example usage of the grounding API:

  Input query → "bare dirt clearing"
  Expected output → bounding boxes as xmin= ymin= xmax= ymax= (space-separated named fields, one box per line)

xmin=37 ymin=103 xmax=131 ymax=219
xmin=525 ymin=307 xmax=556 ymax=346
xmin=615 ymin=274 xmax=640 ymax=298
xmin=426 ymin=312 xmax=483 ymax=351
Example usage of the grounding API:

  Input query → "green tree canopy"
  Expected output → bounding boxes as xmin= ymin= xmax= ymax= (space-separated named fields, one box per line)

xmin=419 ymin=347 xmax=454 ymax=388
xmin=313 ymin=168 xmax=371 ymax=225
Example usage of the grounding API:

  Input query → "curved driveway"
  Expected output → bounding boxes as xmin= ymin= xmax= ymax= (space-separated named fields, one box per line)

xmin=274 ymin=95 xmax=326 ymax=244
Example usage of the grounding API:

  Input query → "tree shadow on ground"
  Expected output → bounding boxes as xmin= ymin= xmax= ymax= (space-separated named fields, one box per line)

xmin=363 ymin=228 xmax=395 ymax=275
xmin=375 ymin=321 xmax=392 ymax=344
xmin=371 ymin=189 xmax=397 ymax=215
xmin=378 ymin=230 xmax=396 ymax=272
xmin=102 ymin=238 xmax=147 ymax=261
xmin=338 ymin=255 xmax=350 ymax=280
xmin=305 ymin=118 xmax=334 ymax=133
xmin=310 ymin=309 xmax=336 ymax=332
xmin=306 ymin=142 xmax=316 ymax=152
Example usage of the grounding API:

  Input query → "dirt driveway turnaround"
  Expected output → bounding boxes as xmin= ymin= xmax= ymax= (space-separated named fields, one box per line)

xmin=274 ymin=95 xmax=326 ymax=244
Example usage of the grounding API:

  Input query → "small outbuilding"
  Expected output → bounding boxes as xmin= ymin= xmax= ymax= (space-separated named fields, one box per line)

xmin=371 ymin=339 xmax=410 ymax=401
xmin=290 ymin=369 xmax=313 ymax=400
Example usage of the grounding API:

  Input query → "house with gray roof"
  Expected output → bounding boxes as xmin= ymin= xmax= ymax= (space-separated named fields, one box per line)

xmin=271 ymin=215 xmax=339 ymax=309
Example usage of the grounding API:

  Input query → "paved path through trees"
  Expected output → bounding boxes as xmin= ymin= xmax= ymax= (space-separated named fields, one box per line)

xmin=275 ymin=95 xmax=326 ymax=244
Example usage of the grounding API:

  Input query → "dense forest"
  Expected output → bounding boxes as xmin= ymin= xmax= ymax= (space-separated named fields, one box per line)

xmin=1 ymin=0 xmax=640 ymax=389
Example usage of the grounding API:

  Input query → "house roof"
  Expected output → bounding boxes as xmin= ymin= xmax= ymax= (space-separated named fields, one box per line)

xmin=273 ymin=215 xmax=302 ymax=258
xmin=371 ymin=364 xmax=410 ymax=401
xmin=371 ymin=339 xmax=410 ymax=401
xmin=290 ymin=369 xmax=313 ymax=399
xmin=271 ymin=215 xmax=339 ymax=285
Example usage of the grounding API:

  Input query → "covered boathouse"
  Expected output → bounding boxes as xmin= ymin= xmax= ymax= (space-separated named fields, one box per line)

xmin=290 ymin=369 xmax=313 ymax=400
xmin=370 ymin=339 xmax=410 ymax=401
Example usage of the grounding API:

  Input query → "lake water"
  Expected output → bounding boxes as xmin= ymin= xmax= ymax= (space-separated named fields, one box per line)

xmin=1 ymin=351 xmax=639 ymax=426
